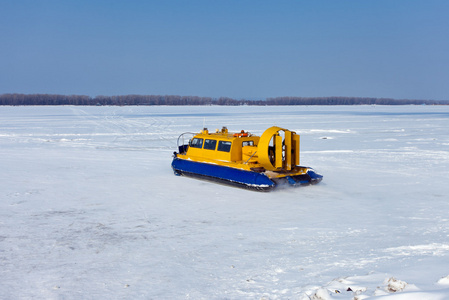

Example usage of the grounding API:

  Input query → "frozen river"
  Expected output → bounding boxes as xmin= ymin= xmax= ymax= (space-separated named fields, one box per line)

xmin=1 ymin=105 xmax=449 ymax=299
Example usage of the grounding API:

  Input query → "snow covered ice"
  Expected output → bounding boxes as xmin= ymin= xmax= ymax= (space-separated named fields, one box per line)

xmin=1 ymin=105 xmax=449 ymax=299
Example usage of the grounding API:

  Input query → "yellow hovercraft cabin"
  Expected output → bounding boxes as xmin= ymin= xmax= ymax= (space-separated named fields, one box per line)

xmin=172 ymin=126 xmax=322 ymax=191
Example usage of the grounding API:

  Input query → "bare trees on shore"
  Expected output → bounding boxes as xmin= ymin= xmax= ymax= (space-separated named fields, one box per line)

xmin=0 ymin=93 xmax=446 ymax=106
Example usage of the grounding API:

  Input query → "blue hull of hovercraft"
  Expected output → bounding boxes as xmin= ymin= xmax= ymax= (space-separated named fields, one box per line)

xmin=171 ymin=157 xmax=322 ymax=191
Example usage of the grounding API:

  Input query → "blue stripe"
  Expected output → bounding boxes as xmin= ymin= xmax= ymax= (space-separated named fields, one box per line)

xmin=306 ymin=169 xmax=323 ymax=182
xmin=172 ymin=158 xmax=275 ymax=187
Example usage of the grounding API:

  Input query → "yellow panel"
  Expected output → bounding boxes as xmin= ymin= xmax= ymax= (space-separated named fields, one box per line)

xmin=186 ymin=136 xmax=232 ymax=161
xmin=275 ymin=134 xmax=282 ymax=169
xmin=285 ymin=130 xmax=292 ymax=170
xmin=293 ymin=134 xmax=300 ymax=166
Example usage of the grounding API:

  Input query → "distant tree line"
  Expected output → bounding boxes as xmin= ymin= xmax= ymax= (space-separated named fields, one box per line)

xmin=264 ymin=96 xmax=448 ymax=105
xmin=0 ymin=93 xmax=447 ymax=106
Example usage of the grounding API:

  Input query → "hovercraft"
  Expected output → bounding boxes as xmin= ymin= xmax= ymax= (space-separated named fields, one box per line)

xmin=172 ymin=126 xmax=323 ymax=191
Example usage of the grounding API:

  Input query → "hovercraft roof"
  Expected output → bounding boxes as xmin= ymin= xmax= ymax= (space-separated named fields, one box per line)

xmin=194 ymin=127 xmax=253 ymax=141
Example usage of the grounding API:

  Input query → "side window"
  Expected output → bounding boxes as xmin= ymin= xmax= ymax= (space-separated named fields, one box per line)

xmin=204 ymin=139 xmax=217 ymax=150
xmin=242 ymin=140 xmax=254 ymax=147
xmin=190 ymin=138 xmax=203 ymax=148
xmin=217 ymin=141 xmax=232 ymax=152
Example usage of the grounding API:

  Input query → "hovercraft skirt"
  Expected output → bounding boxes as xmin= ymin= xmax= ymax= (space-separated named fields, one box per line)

xmin=172 ymin=158 xmax=275 ymax=191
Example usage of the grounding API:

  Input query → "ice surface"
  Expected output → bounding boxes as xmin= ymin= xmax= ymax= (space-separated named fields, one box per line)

xmin=1 ymin=105 xmax=449 ymax=299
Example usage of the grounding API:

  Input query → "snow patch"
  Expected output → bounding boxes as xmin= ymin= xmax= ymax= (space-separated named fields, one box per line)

xmin=385 ymin=277 xmax=408 ymax=293
xmin=384 ymin=243 xmax=449 ymax=256
xmin=437 ymin=275 xmax=449 ymax=285
xmin=311 ymin=288 xmax=330 ymax=300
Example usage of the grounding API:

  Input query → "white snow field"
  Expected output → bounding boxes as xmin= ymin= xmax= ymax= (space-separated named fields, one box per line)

xmin=1 ymin=105 xmax=449 ymax=299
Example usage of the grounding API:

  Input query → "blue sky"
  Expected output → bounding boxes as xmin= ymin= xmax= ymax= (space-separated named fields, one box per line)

xmin=1 ymin=0 xmax=448 ymax=100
